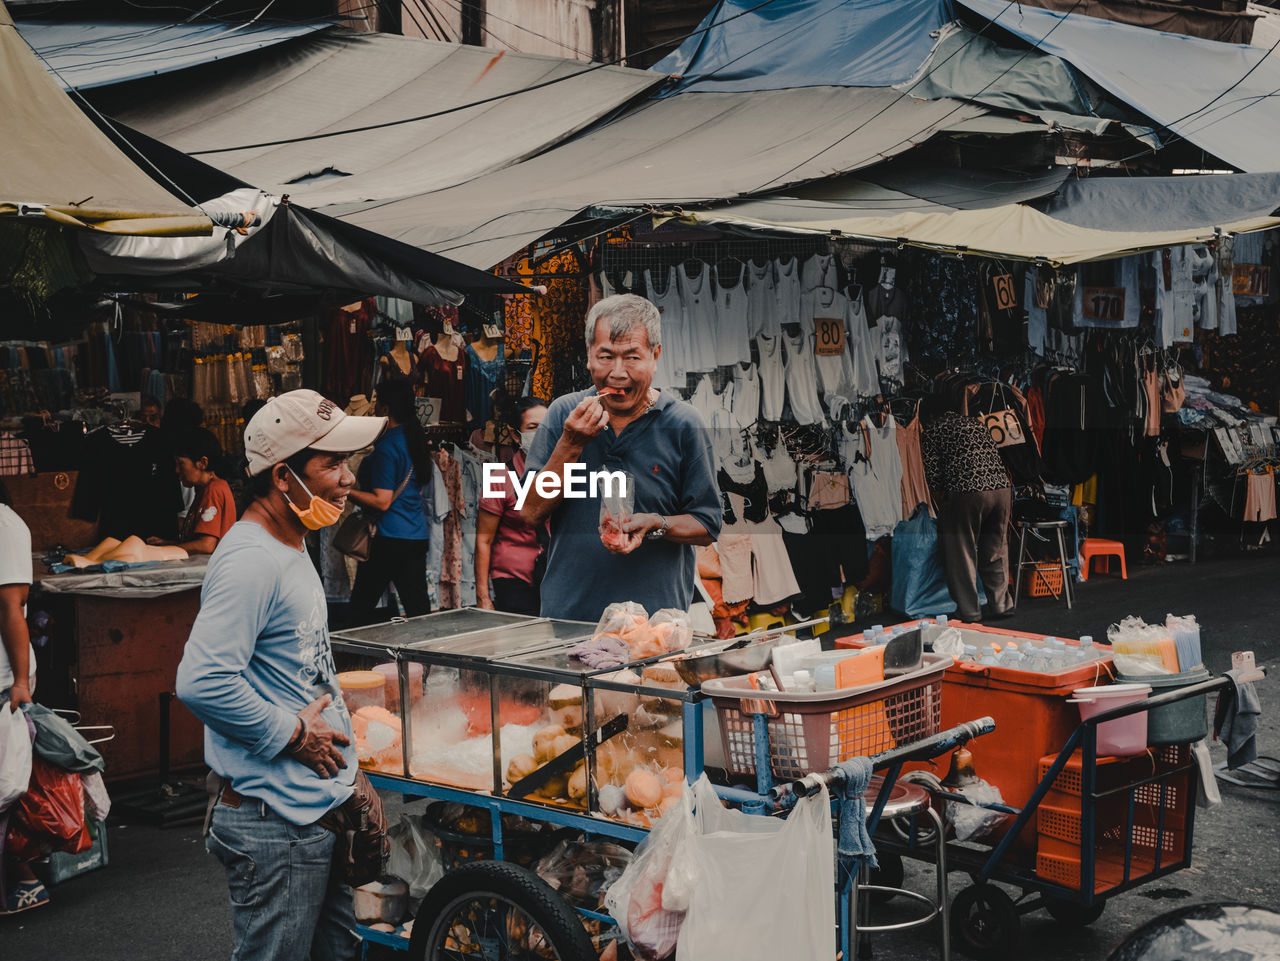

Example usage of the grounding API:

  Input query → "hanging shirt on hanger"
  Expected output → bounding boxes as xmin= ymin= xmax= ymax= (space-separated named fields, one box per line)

xmin=781 ymin=328 xmax=826 ymax=425
xmin=745 ymin=259 xmax=776 ymax=340
xmin=801 ymin=253 xmax=837 ymax=292
xmin=713 ymin=262 xmax=752 ymax=367
xmin=756 ymin=333 xmax=787 ymax=422
xmin=646 ymin=266 xmax=687 ymax=390
xmin=679 ymin=261 xmax=720 ymax=374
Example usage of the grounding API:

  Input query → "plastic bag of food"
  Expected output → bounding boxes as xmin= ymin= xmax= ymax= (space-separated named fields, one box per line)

xmin=594 ymin=602 xmax=648 ymax=640
xmin=605 ymin=786 xmax=693 ymax=960
xmin=599 ymin=474 xmax=636 ymax=551
xmin=945 ymin=780 xmax=1011 ymax=844
xmin=649 ymin=610 xmax=693 ymax=654
xmin=535 ymin=837 xmax=633 ymax=910
xmin=386 ymin=814 xmax=444 ymax=903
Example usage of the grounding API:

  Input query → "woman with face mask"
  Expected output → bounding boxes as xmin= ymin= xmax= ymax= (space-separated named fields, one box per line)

xmin=475 ymin=397 xmax=548 ymax=614
xmin=346 ymin=379 xmax=432 ymax=625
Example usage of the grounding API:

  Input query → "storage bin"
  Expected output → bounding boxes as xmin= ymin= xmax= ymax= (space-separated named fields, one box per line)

xmin=702 ymin=654 xmax=947 ymax=780
xmin=1116 ymin=667 xmax=1210 ymax=745
xmin=1023 ymin=562 xmax=1064 ymax=597
xmin=1068 ymin=683 xmax=1151 ymax=756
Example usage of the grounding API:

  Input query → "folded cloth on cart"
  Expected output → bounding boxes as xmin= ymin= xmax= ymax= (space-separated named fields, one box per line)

xmin=834 ymin=757 xmax=878 ymax=871
xmin=1214 ymin=669 xmax=1262 ymax=770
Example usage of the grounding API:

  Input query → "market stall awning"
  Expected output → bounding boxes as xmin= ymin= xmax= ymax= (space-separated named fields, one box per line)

xmin=325 ymin=86 xmax=992 ymax=269
xmin=1036 ymin=172 xmax=1280 ymax=231
xmin=0 ymin=3 xmax=210 ymax=236
xmin=958 ymin=0 xmax=1280 ymax=172
xmin=676 ymin=174 xmax=1280 ymax=265
xmin=653 ymin=0 xmax=949 ymax=94
xmin=97 ymin=29 xmax=665 ymax=208
xmin=18 ymin=17 xmax=334 ymax=90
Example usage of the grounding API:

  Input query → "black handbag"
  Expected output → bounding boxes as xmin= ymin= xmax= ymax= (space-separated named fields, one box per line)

xmin=333 ymin=470 xmax=411 ymax=562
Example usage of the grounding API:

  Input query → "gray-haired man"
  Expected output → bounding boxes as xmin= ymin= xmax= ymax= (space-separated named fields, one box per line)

xmin=520 ymin=294 xmax=721 ymax=622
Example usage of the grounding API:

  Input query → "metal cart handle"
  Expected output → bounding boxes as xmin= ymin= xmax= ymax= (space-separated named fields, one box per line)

xmin=769 ymin=716 xmax=996 ymax=802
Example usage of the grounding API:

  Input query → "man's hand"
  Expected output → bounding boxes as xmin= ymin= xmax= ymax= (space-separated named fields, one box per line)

xmin=7 ymin=681 xmax=31 ymax=712
xmin=561 ymin=397 xmax=609 ymax=447
xmin=607 ymin=513 xmax=663 ymax=555
xmin=290 ymin=694 xmax=351 ymax=778
xmin=476 ymin=594 xmax=495 ymax=611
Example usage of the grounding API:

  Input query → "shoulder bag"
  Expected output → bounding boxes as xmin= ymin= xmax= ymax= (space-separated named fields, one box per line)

xmin=334 ymin=470 xmax=412 ymax=562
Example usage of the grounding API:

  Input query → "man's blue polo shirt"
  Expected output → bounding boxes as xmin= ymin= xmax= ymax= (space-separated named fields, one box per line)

xmin=525 ymin=386 xmax=722 ymax=623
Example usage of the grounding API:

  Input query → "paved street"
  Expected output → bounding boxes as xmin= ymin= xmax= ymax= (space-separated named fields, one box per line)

xmin=5 ymin=553 xmax=1278 ymax=961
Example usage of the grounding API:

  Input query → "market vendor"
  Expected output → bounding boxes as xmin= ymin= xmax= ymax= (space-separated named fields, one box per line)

xmin=520 ymin=294 xmax=721 ymax=622
xmin=146 ymin=428 xmax=236 ymax=556
xmin=176 ymin=389 xmax=387 ymax=961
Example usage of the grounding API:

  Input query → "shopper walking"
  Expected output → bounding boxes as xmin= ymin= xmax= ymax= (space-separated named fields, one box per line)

xmin=346 ymin=379 xmax=432 ymax=625
xmin=176 ymin=390 xmax=386 ymax=961
xmin=0 ymin=480 xmax=49 ymax=915
xmin=920 ymin=398 xmax=1015 ymax=622
xmin=476 ymin=397 xmax=548 ymax=614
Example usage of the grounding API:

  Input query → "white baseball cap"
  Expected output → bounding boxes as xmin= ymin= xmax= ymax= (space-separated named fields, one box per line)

xmin=244 ymin=389 xmax=386 ymax=476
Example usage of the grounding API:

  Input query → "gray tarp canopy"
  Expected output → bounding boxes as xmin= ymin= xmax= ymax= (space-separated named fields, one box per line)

xmin=1037 ymin=172 xmax=1280 ymax=230
xmin=98 ymin=30 xmax=665 ymax=207
xmin=96 ymin=30 xmax=991 ymax=268
xmin=19 ymin=17 xmax=334 ymax=90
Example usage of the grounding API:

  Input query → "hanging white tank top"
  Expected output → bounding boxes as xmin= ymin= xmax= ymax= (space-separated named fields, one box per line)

xmin=802 ymin=253 xmax=837 ymax=292
xmin=745 ymin=259 xmax=776 ymax=340
xmin=771 ymin=257 xmax=802 ymax=338
xmin=713 ymin=263 xmax=752 ymax=367
xmin=688 ymin=374 xmax=717 ymax=423
xmin=756 ymin=333 xmax=786 ymax=422
xmin=758 ymin=434 xmax=799 ymax=494
xmin=846 ymin=294 xmax=880 ymax=398
xmin=679 ymin=262 xmax=719 ymax=374
xmin=731 ymin=362 xmax=761 ymax=429
xmin=646 ymin=266 xmax=686 ymax=389
xmin=847 ymin=416 xmax=904 ymax=540
xmin=782 ymin=329 xmax=825 ymax=426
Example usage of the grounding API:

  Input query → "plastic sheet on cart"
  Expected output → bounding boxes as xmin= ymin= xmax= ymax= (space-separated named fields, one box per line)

xmin=35 ymin=555 xmax=210 ymax=598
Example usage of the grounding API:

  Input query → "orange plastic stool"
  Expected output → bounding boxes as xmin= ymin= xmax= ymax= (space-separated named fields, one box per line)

xmin=1079 ymin=538 xmax=1127 ymax=581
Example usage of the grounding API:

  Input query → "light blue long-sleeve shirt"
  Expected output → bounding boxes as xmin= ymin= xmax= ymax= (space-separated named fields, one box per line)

xmin=176 ymin=521 xmax=355 ymax=825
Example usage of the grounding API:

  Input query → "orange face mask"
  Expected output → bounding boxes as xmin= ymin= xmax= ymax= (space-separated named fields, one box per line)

xmin=285 ymin=466 xmax=344 ymax=530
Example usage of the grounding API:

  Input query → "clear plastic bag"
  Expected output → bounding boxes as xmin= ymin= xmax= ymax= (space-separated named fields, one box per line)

xmin=0 ymin=706 xmax=32 ymax=813
xmin=649 ymin=610 xmax=693 ymax=654
xmin=82 ymin=770 xmax=111 ymax=822
xmin=535 ymin=838 xmax=633 ymax=911
xmin=386 ymin=814 xmax=444 ymax=904
xmin=605 ymin=786 xmax=693 ymax=961
xmin=945 ymin=780 xmax=1010 ymax=844
xmin=594 ymin=602 xmax=649 ymax=641
xmin=599 ymin=474 xmax=635 ymax=552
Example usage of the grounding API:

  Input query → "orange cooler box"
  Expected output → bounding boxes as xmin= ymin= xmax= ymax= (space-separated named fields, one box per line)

xmin=840 ymin=624 xmax=1114 ymax=840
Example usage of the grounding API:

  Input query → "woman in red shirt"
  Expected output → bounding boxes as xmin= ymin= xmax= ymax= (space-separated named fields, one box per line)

xmin=149 ymin=428 xmax=236 ymax=555
xmin=475 ymin=398 xmax=547 ymax=614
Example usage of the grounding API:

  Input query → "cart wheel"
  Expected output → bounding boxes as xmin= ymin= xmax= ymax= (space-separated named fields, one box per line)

xmin=950 ymin=883 xmax=1021 ymax=961
xmin=867 ymin=852 xmax=905 ymax=904
xmin=1044 ymin=896 xmax=1106 ymax=927
xmin=409 ymin=861 xmax=596 ymax=961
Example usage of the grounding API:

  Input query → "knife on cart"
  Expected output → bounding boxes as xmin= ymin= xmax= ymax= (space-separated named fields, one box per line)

xmin=506 ymin=713 xmax=630 ymax=800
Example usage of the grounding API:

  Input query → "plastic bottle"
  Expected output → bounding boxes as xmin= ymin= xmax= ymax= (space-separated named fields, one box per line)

xmin=792 ymin=669 xmax=813 ymax=692
xmin=998 ymin=646 xmax=1026 ymax=669
xmin=960 ymin=645 xmax=978 ymax=662
xmin=936 ymin=615 xmax=949 ymax=626
xmin=814 ymin=664 xmax=837 ymax=692
xmin=863 ymin=629 xmax=877 ymax=643
xmin=978 ymin=645 xmax=1000 ymax=666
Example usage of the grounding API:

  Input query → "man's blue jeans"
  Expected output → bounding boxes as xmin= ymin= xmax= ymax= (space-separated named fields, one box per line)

xmin=206 ymin=797 xmax=358 ymax=961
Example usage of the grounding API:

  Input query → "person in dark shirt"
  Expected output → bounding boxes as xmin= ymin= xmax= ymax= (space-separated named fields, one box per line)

xmin=920 ymin=399 xmax=1014 ymax=622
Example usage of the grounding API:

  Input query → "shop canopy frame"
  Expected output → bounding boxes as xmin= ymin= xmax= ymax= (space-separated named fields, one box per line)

xmin=0 ymin=1 xmax=211 ymax=237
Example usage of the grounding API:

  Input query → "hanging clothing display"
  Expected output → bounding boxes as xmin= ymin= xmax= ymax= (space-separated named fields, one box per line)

xmin=463 ymin=341 xmax=505 ymax=428
xmin=745 ymin=258 xmax=776 ymax=339
xmin=422 ymin=340 xmax=468 ymax=423
xmin=845 ymin=415 xmax=904 ymax=540
xmin=756 ymin=333 xmax=786 ymax=421
xmin=713 ymin=262 xmax=753 ymax=367
xmin=679 ymin=261 xmax=719 ymax=375
xmin=895 ymin=405 xmax=933 ymax=518
xmin=731 ymin=362 xmax=761 ymax=429
xmin=781 ymin=328 xmax=825 ymax=425
xmin=646 ymin=266 xmax=687 ymax=390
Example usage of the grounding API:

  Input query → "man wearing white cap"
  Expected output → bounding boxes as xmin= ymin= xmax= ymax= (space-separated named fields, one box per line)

xmin=177 ymin=390 xmax=385 ymax=961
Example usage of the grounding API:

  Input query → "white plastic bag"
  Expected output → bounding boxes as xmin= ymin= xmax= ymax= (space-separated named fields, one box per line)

xmin=386 ymin=814 xmax=444 ymax=903
xmin=0 ymin=706 xmax=33 ymax=813
xmin=675 ymin=774 xmax=835 ymax=961
xmin=605 ymin=786 xmax=693 ymax=961
xmin=83 ymin=771 xmax=112 ymax=822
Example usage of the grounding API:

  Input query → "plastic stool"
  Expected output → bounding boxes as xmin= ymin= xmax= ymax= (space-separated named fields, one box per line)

xmin=850 ymin=777 xmax=949 ymax=961
xmin=1079 ymin=538 xmax=1127 ymax=581
xmin=1013 ymin=518 xmax=1074 ymax=609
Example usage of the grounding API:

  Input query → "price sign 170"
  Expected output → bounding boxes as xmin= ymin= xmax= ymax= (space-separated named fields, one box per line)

xmin=1082 ymin=286 xmax=1126 ymax=322
xmin=813 ymin=316 xmax=846 ymax=356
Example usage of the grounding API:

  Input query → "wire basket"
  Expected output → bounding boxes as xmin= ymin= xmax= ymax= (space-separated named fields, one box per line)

xmin=703 ymin=655 xmax=948 ymax=781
